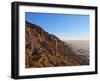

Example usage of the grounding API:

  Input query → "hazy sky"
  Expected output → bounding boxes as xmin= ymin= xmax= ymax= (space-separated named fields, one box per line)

xmin=25 ymin=12 xmax=89 ymax=40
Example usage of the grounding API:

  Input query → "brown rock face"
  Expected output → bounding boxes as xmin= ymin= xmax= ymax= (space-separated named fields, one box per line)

xmin=25 ymin=21 xmax=89 ymax=68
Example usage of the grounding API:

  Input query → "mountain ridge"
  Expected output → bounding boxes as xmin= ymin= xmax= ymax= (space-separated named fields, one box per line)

xmin=25 ymin=21 xmax=89 ymax=68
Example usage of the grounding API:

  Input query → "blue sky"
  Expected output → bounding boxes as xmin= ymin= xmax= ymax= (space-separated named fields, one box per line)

xmin=25 ymin=12 xmax=89 ymax=40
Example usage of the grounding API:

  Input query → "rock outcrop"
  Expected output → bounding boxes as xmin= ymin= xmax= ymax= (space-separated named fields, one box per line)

xmin=25 ymin=21 xmax=89 ymax=68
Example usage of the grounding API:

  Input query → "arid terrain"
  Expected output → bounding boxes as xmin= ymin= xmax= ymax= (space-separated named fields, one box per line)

xmin=65 ymin=40 xmax=89 ymax=59
xmin=25 ymin=21 xmax=89 ymax=68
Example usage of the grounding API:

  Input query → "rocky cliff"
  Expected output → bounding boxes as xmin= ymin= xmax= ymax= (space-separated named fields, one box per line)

xmin=25 ymin=21 xmax=89 ymax=68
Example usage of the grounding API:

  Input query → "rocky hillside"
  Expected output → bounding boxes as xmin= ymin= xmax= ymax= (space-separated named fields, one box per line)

xmin=25 ymin=21 xmax=89 ymax=68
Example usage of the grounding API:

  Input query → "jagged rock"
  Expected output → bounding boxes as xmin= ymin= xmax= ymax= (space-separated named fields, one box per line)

xmin=25 ymin=21 xmax=89 ymax=68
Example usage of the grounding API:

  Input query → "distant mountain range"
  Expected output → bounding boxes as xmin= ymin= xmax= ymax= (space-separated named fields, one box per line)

xmin=25 ymin=21 xmax=89 ymax=68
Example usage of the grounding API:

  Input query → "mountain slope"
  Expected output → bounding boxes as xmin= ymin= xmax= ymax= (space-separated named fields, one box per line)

xmin=25 ymin=21 xmax=89 ymax=68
